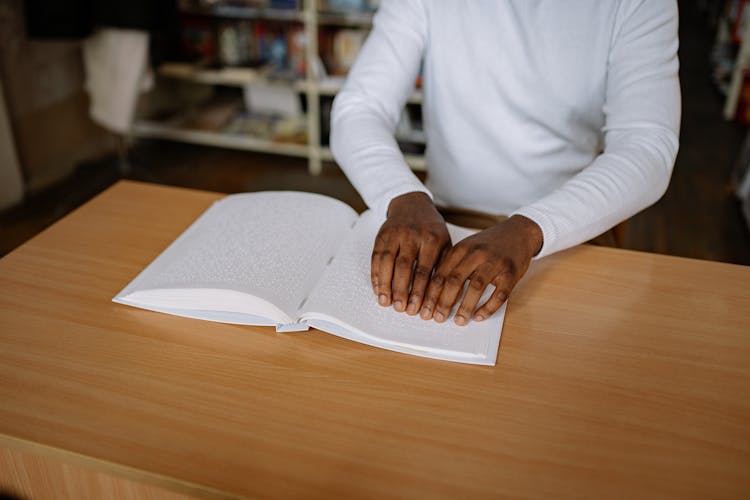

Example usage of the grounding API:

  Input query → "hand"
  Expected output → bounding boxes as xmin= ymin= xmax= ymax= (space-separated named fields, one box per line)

xmin=419 ymin=215 xmax=543 ymax=326
xmin=372 ymin=192 xmax=451 ymax=314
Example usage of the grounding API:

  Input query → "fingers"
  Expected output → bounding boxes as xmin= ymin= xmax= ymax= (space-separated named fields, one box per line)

xmin=454 ymin=265 xmax=494 ymax=326
xmin=420 ymin=249 xmax=517 ymax=325
xmin=391 ymin=242 xmax=419 ymax=312
xmin=371 ymin=229 xmax=420 ymax=311
xmin=371 ymin=232 xmax=399 ymax=307
xmin=432 ymin=254 xmax=485 ymax=323
xmin=371 ymin=236 xmax=382 ymax=294
xmin=406 ymin=235 xmax=446 ymax=315
xmin=419 ymin=246 xmax=473 ymax=321
xmin=473 ymin=284 xmax=510 ymax=322
xmin=392 ymin=217 xmax=534 ymax=325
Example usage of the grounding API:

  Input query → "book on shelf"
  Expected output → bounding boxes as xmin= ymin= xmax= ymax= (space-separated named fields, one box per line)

xmin=318 ymin=26 xmax=367 ymax=76
xmin=183 ymin=97 xmax=244 ymax=131
xmin=114 ymin=191 xmax=505 ymax=365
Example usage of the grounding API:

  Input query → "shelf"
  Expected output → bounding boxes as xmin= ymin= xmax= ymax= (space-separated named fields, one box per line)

xmin=403 ymin=154 xmax=427 ymax=171
xmin=182 ymin=5 xmax=304 ymax=22
xmin=142 ymin=2 xmax=424 ymax=176
xmin=298 ymin=78 xmax=424 ymax=103
xmin=132 ymin=121 xmax=309 ymax=158
xmin=296 ymin=77 xmax=345 ymax=95
xmin=179 ymin=5 xmax=377 ymax=25
xmin=132 ymin=121 xmax=425 ymax=171
xmin=320 ymin=147 xmax=426 ymax=171
xmin=317 ymin=10 xmax=373 ymax=27
xmin=397 ymin=129 xmax=427 ymax=144
xmin=158 ymin=63 xmax=267 ymax=86
xmin=181 ymin=4 xmax=372 ymax=25
xmin=157 ymin=65 xmax=424 ymax=103
xmin=724 ymin=13 xmax=750 ymax=120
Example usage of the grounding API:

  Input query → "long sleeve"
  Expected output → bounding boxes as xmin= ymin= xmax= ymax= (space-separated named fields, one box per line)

xmin=514 ymin=0 xmax=681 ymax=257
xmin=332 ymin=0 xmax=680 ymax=258
xmin=330 ymin=0 xmax=431 ymax=218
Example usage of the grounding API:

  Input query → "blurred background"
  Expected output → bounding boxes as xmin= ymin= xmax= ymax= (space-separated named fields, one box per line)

xmin=0 ymin=0 xmax=749 ymax=265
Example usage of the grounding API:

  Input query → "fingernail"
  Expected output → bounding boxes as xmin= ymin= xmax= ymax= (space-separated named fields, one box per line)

xmin=474 ymin=314 xmax=485 ymax=322
xmin=434 ymin=311 xmax=445 ymax=322
xmin=420 ymin=305 xmax=431 ymax=319
xmin=378 ymin=294 xmax=388 ymax=306
xmin=406 ymin=301 xmax=419 ymax=315
xmin=455 ymin=315 xmax=466 ymax=326
xmin=394 ymin=300 xmax=404 ymax=311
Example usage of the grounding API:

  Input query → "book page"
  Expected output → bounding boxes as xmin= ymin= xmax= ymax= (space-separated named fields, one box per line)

xmin=115 ymin=191 xmax=358 ymax=322
xmin=301 ymin=211 xmax=505 ymax=365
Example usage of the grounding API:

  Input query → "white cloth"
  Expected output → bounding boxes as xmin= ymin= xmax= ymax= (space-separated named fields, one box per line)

xmin=331 ymin=0 xmax=681 ymax=258
xmin=83 ymin=28 xmax=152 ymax=134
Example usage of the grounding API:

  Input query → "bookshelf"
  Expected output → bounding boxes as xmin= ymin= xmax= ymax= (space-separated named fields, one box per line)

xmin=724 ymin=14 xmax=750 ymax=120
xmin=130 ymin=0 xmax=426 ymax=175
xmin=714 ymin=0 xmax=750 ymax=121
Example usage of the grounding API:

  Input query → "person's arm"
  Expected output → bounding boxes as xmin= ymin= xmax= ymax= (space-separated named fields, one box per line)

xmin=331 ymin=0 xmax=451 ymax=314
xmin=513 ymin=0 xmax=681 ymax=258
xmin=420 ymin=0 xmax=680 ymax=324
xmin=330 ymin=0 xmax=430 ymax=217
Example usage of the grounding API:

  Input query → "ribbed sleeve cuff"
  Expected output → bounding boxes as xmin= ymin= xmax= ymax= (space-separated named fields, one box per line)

xmin=511 ymin=206 xmax=557 ymax=260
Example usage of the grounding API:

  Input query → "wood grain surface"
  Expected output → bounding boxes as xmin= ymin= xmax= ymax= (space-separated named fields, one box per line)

xmin=1 ymin=180 xmax=749 ymax=499
xmin=1 ymin=442 xmax=194 ymax=500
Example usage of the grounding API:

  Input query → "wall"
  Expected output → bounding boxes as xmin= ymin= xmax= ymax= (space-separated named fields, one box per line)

xmin=0 ymin=77 xmax=23 ymax=209
xmin=0 ymin=0 xmax=115 ymax=194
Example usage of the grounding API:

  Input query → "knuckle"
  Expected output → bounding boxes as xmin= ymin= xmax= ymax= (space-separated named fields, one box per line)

xmin=431 ymin=274 xmax=445 ymax=286
xmin=392 ymin=279 xmax=407 ymax=292
xmin=473 ymin=250 xmax=488 ymax=261
xmin=395 ymin=255 xmax=413 ymax=269
xmin=421 ymin=230 xmax=440 ymax=245
xmin=374 ymin=232 xmax=389 ymax=245
xmin=470 ymin=275 xmax=486 ymax=290
xmin=395 ymin=223 xmax=416 ymax=236
xmin=457 ymin=301 xmax=474 ymax=314
xmin=420 ymin=293 xmax=435 ymax=308
xmin=500 ymin=257 xmax=517 ymax=275
xmin=495 ymin=289 xmax=510 ymax=303
xmin=482 ymin=304 xmax=500 ymax=316
xmin=437 ymin=296 xmax=456 ymax=310
xmin=380 ymin=250 xmax=394 ymax=260
xmin=413 ymin=265 xmax=431 ymax=280
xmin=472 ymin=243 xmax=489 ymax=255
xmin=446 ymin=273 xmax=463 ymax=287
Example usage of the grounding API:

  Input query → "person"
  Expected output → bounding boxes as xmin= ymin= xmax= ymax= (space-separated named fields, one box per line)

xmin=330 ymin=0 xmax=680 ymax=326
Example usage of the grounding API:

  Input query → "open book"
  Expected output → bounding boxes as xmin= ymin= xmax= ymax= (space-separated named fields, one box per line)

xmin=114 ymin=192 xmax=505 ymax=365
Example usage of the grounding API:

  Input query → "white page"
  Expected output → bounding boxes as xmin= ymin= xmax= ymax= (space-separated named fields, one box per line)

xmin=301 ymin=211 xmax=505 ymax=365
xmin=114 ymin=191 xmax=358 ymax=324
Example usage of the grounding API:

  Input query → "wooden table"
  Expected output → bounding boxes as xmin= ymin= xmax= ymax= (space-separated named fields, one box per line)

xmin=1 ymin=180 xmax=749 ymax=499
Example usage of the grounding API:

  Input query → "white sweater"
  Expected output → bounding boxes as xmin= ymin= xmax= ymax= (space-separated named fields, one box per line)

xmin=330 ymin=0 xmax=680 ymax=258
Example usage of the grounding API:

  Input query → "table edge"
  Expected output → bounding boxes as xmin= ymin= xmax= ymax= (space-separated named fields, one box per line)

xmin=0 ymin=432 xmax=239 ymax=500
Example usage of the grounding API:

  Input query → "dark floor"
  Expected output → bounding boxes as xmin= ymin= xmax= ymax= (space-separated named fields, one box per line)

xmin=1 ymin=2 xmax=749 ymax=265
xmin=624 ymin=1 xmax=750 ymax=264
